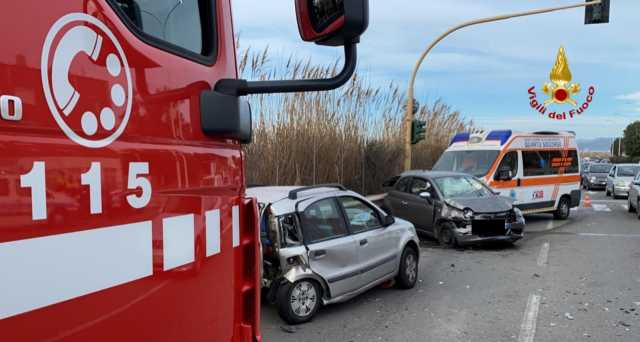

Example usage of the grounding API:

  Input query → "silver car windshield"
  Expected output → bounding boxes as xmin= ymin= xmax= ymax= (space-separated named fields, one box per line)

xmin=433 ymin=150 xmax=499 ymax=177
xmin=434 ymin=176 xmax=493 ymax=199
xmin=617 ymin=166 xmax=640 ymax=177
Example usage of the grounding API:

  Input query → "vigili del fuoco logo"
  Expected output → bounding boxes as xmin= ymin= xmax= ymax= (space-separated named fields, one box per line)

xmin=527 ymin=47 xmax=595 ymax=120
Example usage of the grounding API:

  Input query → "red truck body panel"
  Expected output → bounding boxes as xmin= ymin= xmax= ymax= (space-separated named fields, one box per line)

xmin=0 ymin=1 xmax=261 ymax=341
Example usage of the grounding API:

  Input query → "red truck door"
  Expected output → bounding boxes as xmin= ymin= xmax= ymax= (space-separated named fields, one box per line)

xmin=0 ymin=1 xmax=260 ymax=341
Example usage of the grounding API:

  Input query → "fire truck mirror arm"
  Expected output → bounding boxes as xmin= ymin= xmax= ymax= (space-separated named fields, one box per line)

xmin=214 ymin=43 xmax=357 ymax=96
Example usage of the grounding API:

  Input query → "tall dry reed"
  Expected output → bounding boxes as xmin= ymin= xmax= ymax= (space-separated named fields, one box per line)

xmin=240 ymin=45 xmax=471 ymax=194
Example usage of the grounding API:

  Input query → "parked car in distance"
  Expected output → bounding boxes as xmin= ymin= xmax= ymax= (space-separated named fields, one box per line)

xmin=627 ymin=173 xmax=640 ymax=219
xmin=384 ymin=171 xmax=525 ymax=247
xmin=247 ymin=185 xmax=420 ymax=324
xmin=582 ymin=163 xmax=613 ymax=190
xmin=606 ymin=164 xmax=640 ymax=198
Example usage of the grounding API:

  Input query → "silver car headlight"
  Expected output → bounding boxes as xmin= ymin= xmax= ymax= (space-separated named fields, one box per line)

xmin=590 ymin=176 xmax=597 ymax=181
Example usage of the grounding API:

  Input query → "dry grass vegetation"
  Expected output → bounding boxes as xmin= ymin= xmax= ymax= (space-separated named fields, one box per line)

xmin=241 ymin=46 xmax=472 ymax=194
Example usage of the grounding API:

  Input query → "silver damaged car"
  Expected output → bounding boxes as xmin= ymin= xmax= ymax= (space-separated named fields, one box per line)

xmin=247 ymin=184 xmax=420 ymax=324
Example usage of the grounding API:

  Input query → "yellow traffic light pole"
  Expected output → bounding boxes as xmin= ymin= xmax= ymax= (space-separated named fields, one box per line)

xmin=403 ymin=0 xmax=602 ymax=171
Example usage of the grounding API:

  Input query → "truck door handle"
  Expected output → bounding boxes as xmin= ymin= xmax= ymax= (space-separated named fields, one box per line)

xmin=401 ymin=201 xmax=408 ymax=206
xmin=359 ymin=239 xmax=368 ymax=246
xmin=311 ymin=250 xmax=326 ymax=259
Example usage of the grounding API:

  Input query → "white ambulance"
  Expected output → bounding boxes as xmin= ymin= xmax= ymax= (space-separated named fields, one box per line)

xmin=432 ymin=130 xmax=581 ymax=219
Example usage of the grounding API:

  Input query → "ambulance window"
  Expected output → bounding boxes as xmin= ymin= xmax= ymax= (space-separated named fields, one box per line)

xmin=110 ymin=0 xmax=216 ymax=64
xmin=497 ymin=152 xmax=518 ymax=176
xmin=566 ymin=150 xmax=579 ymax=174
xmin=523 ymin=151 xmax=553 ymax=176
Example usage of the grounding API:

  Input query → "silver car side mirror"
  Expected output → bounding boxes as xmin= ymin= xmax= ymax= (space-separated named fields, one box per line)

xmin=383 ymin=215 xmax=395 ymax=227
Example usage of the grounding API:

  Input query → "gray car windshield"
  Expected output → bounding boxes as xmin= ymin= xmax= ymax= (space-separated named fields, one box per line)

xmin=617 ymin=165 xmax=640 ymax=177
xmin=434 ymin=176 xmax=493 ymax=199
xmin=589 ymin=164 xmax=612 ymax=173
xmin=432 ymin=150 xmax=500 ymax=177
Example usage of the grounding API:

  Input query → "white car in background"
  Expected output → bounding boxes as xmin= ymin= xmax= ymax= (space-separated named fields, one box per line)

xmin=606 ymin=164 xmax=640 ymax=199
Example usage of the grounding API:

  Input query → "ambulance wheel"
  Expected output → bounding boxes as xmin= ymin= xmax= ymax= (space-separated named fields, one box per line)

xmin=553 ymin=197 xmax=570 ymax=220
xmin=277 ymin=279 xmax=321 ymax=325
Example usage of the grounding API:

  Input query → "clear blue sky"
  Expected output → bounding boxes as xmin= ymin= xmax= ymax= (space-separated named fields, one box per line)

xmin=231 ymin=0 xmax=640 ymax=139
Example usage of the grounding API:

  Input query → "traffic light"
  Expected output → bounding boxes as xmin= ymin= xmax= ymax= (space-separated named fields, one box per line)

xmin=585 ymin=0 xmax=610 ymax=25
xmin=411 ymin=119 xmax=426 ymax=145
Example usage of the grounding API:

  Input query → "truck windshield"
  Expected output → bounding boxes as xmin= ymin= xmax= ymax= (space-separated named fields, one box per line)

xmin=432 ymin=150 xmax=500 ymax=177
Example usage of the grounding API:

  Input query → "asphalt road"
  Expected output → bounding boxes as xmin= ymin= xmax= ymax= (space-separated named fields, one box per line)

xmin=261 ymin=189 xmax=640 ymax=342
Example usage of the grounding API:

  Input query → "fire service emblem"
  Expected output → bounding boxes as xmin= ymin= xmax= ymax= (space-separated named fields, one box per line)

xmin=527 ymin=47 xmax=595 ymax=120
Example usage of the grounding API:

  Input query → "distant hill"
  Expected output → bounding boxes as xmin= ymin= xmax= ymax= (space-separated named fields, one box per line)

xmin=577 ymin=137 xmax=614 ymax=152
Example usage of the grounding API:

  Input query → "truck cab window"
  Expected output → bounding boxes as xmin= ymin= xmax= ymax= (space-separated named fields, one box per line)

xmin=111 ymin=0 xmax=214 ymax=58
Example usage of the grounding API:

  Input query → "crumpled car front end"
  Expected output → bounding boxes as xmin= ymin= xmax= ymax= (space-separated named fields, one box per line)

xmin=443 ymin=201 xmax=525 ymax=245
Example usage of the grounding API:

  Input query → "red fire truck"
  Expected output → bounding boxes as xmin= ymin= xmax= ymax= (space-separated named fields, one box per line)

xmin=0 ymin=0 xmax=367 ymax=341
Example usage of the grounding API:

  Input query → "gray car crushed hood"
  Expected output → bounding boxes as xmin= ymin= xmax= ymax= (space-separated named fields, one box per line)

xmin=446 ymin=196 xmax=513 ymax=213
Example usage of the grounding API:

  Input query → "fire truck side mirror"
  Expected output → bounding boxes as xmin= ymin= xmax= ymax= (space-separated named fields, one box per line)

xmin=200 ymin=92 xmax=252 ymax=144
xmin=295 ymin=0 xmax=369 ymax=46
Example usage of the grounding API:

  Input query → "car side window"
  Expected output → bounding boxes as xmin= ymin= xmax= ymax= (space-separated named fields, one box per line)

xmin=299 ymin=198 xmax=349 ymax=244
xmin=395 ymin=177 xmax=412 ymax=192
xmin=110 ymin=0 xmax=215 ymax=61
xmin=497 ymin=151 xmax=518 ymax=176
xmin=409 ymin=178 xmax=438 ymax=199
xmin=338 ymin=197 xmax=382 ymax=234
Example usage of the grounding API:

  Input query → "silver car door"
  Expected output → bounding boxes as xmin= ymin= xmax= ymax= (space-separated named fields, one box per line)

xmin=337 ymin=196 xmax=401 ymax=286
xmin=299 ymin=197 xmax=361 ymax=297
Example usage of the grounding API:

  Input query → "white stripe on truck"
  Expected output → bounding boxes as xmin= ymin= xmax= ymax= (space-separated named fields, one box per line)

xmin=0 ymin=221 xmax=153 ymax=319
xmin=162 ymin=214 xmax=195 ymax=271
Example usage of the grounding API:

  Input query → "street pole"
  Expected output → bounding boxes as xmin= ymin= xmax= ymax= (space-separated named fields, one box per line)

xmin=403 ymin=0 xmax=602 ymax=171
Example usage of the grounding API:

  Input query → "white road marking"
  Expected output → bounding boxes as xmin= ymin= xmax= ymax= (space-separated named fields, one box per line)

xmin=577 ymin=233 xmax=640 ymax=238
xmin=0 ymin=221 xmax=153 ymax=320
xmin=163 ymin=214 xmax=195 ymax=271
xmin=545 ymin=220 xmax=555 ymax=231
xmin=518 ymin=293 xmax=541 ymax=342
xmin=622 ymin=204 xmax=629 ymax=211
xmin=537 ymin=242 xmax=550 ymax=267
xmin=592 ymin=204 xmax=611 ymax=212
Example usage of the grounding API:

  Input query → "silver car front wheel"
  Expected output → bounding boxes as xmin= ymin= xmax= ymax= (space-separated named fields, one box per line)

xmin=277 ymin=279 xmax=321 ymax=324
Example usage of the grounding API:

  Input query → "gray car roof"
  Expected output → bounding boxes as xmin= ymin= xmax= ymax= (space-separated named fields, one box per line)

xmin=400 ymin=170 xmax=469 ymax=178
xmin=246 ymin=186 xmax=363 ymax=215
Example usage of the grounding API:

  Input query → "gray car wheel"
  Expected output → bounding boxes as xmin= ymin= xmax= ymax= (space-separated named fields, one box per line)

xmin=629 ymin=198 xmax=636 ymax=213
xmin=437 ymin=222 xmax=457 ymax=248
xmin=277 ymin=279 xmax=321 ymax=325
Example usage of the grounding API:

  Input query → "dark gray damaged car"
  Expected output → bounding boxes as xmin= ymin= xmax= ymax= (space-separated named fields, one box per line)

xmin=383 ymin=171 xmax=525 ymax=247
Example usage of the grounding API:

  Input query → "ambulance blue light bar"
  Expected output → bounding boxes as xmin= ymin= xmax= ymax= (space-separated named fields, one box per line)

xmin=486 ymin=130 xmax=512 ymax=145
xmin=450 ymin=132 xmax=470 ymax=145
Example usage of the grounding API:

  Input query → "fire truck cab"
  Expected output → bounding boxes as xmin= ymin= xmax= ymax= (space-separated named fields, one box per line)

xmin=0 ymin=1 xmax=368 ymax=341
